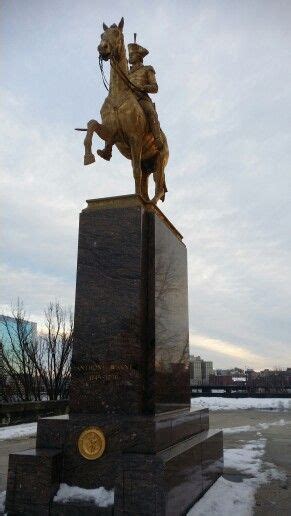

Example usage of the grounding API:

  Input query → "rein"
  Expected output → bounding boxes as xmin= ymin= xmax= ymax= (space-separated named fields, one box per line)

xmin=98 ymin=54 xmax=144 ymax=95
xmin=99 ymin=55 xmax=109 ymax=91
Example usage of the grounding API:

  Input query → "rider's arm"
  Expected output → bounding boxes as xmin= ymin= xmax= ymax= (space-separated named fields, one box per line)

xmin=140 ymin=69 xmax=158 ymax=94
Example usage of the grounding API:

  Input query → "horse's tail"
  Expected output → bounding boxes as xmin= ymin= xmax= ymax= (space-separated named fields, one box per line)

xmin=161 ymin=177 xmax=168 ymax=202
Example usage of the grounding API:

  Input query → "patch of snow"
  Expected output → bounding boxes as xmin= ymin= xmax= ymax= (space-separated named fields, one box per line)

xmin=225 ymin=438 xmax=265 ymax=476
xmin=0 ymin=491 xmax=5 ymax=513
xmin=188 ymin=476 xmax=255 ymax=515
xmin=54 ymin=483 xmax=114 ymax=507
xmin=224 ymin=425 xmax=253 ymax=435
xmin=188 ymin=437 xmax=286 ymax=516
xmin=223 ymin=418 xmax=288 ymax=435
xmin=0 ymin=422 xmax=37 ymax=441
xmin=191 ymin=397 xmax=291 ymax=411
xmin=258 ymin=418 xmax=286 ymax=430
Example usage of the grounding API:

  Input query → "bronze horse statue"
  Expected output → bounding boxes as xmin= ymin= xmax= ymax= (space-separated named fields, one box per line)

xmin=77 ymin=18 xmax=169 ymax=204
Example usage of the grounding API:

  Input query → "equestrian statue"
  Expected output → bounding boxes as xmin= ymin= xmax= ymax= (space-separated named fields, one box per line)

xmin=76 ymin=17 xmax=169 ymax=204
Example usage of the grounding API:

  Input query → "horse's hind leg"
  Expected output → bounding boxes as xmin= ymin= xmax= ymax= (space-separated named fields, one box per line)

xmin=152 ymin=152 xmax=167 ymax=204
xmin=130 ymin=139 xmax=143 ymax=196
xmin=141 ymin=171 xmax=150 ymax=202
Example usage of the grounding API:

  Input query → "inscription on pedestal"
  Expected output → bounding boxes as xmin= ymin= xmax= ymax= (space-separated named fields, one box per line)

xmin=72 ymin=362 xmax=141 ymax=382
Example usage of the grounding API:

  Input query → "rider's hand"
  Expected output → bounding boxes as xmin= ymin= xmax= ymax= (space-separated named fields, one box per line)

xmin=131 ymin=81 xmax=144 ymax=92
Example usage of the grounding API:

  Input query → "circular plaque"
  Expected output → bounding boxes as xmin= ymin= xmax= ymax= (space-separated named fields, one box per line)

xmin=78 ymin=427 xmax=106 ymax=460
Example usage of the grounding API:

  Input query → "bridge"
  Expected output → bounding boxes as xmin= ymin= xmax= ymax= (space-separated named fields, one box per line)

xmin=191 ymin=384 xmax=291 ymax=397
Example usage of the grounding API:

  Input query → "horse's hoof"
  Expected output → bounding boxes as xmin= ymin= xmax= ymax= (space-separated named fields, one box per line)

xmin=97 ymin=149 xmax=112 ymax=161
xmin=151 ymin=195 xmax=159 ymax=205
xmin=151 ymin=191 xmax=164 ymax=204
xmin=140 ymin=193 xmax=150 ymax=203
xmin=84 ymin=153 xmax=95 ymax=165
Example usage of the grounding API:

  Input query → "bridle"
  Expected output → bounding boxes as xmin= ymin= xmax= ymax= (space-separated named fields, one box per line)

xmin=98 ymin=53 xmax=144 ymax=95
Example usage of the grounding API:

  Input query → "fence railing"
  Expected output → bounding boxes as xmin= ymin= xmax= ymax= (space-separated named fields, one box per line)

xmin=0 ymin=399 xmax=69 ymax=426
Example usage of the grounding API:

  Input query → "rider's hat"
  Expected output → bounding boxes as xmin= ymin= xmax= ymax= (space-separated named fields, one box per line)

xmin=128 ymin=33 xmax=149 ymax=58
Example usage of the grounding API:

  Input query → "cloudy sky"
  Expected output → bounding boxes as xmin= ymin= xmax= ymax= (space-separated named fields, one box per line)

xmin=1 ymin=0 xmax=291 ymax=370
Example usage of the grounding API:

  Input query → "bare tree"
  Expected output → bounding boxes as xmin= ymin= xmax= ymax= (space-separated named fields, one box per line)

xmin=0 ymin=301 xmax=73 ymax=402
xmin=31 ymin=303 xmax=73 ymax=400
xmin=1 ymin=301 xmax=41 ymax=401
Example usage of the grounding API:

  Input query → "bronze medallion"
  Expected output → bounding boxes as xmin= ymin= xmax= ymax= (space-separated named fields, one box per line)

xmin=78 ymin=427 xmax=106 ymax=460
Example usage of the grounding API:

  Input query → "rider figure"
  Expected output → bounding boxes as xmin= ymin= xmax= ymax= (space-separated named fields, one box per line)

xmin=128 ymin=37 xmax=163 ymax=150
xmin=97 ymin=35 xmax=163 ymax=161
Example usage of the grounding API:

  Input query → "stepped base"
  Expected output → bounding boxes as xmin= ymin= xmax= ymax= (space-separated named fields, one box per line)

xmin=5 ymin=409 xmax=223 ymax=515
xmin=5 ymin=448 xmax=62 ymax=515
xmin=115 ymin=430 xmax=223 ymax=516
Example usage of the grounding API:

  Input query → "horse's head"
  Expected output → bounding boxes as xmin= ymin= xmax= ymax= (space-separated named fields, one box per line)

xmin=98 ymin=17 xmax=124 ymax=61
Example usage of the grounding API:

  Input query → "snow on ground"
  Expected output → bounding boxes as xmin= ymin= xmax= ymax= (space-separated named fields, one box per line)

xmin=188 ymin=437 xmax=286 ymax=516
xmin=0 ymin=422 xmax=37 ymax=441
xmin=224 ymin=418 xmax=288 ymax=434
xmin=188 ymin=476 xmax=255 ymax=515
xmin=191 ymin=397 xmax=291 ymax=411
xmin=54 ymin=484 xmax=114 ymax=507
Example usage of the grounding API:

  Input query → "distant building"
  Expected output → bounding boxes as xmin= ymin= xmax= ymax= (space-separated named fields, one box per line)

xmin=209 ymin=374 xmax=233 ymax=386
xmin=216 ymin=367 xmax=245 ymax=377
xmin=190 ymin=356 xmax=213 ymax=385
xmin=0 ymin=315 xmax=37 ymax=351
xmin=245 ymin=369 xmax=259 ymax=381
xmin=189 ymin=355 xmax=202 ymax=385
xmin=202 ymin=361 xmax=214 ymax=384
xmin=216 ymin=369 xmax=230 ymax=376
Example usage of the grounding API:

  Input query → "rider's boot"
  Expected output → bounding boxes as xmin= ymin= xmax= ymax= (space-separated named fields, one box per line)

xmin=149 ymin=114 xmax=163 ymax=151
xmin=97 ymin=142 xmax=113 ymax=161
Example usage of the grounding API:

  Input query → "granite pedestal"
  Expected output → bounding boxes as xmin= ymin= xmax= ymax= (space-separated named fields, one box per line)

xmin=5 ymin=195 xmax=223 ymax=515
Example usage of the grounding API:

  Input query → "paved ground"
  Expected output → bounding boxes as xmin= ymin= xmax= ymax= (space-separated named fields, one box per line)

xmin=209 ymin=409 xmax=291 ymax=515
xmin=0 ymin=409 xmax=290 ymax=514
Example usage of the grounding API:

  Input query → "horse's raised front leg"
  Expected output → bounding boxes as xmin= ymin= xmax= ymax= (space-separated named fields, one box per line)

xmin=130 ymin=139 xmax=143 ymax=197
xmin=84 ymin=120 xmax=97 ymax=165
xmin=84 ymin=120 xmax=111 ymax=165
xmin=97 ymin=137 xmax=115 ymax=162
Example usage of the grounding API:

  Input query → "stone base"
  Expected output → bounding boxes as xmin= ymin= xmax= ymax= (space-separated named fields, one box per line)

xmin=5 ymin=409 xmax=223 ymax=515
xmin=5 ymin=196 xmax=224 ymax=514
